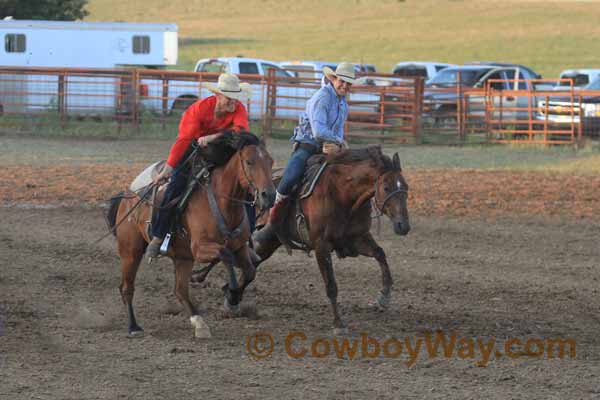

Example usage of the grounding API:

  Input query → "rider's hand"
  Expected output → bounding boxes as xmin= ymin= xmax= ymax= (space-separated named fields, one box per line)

xmin=341 ymin=140 xmax=350 ymax=149
xmin=197 ymin=136 xmax=210 ymax=147
xmin=152 ymin=164 xmax=173 ymax=186
xmin=323 ymin=142 xmax=342 ymax=155
xmin=197 ymin=132 xmax=222 ymax=148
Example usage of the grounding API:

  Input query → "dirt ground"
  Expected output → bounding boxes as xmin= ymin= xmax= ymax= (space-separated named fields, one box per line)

xmin=1 ymin=207 xmax=599 ymax=399
xmin=1 ymin=137 xmax=600 ymax=399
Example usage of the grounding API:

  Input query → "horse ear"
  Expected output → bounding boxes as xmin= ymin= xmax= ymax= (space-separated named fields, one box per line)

xmin=393 ymin=153 xmax=401 ymax=170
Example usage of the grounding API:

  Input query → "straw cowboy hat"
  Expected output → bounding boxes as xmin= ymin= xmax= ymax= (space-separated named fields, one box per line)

xmin=204 ymin=73 xmax=252 ymax=101
xmin=323 ymin=62 xmax=356 ymax=84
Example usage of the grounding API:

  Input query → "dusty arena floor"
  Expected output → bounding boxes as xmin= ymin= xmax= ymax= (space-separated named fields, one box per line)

xmin=1 ymin=137 xmax=599 ymax=399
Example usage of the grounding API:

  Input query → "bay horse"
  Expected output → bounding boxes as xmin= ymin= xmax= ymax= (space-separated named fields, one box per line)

xmin=253 ymin=146 xmax=410 ymax=334
xmin=106 ymin=133 xmax=275 ymax=338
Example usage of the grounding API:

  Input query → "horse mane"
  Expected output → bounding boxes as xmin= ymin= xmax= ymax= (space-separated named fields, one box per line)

xmin=194 ymin=130 xmax=261 ymax=167
xmin=326 ymin=145 xmax=394 ymax=171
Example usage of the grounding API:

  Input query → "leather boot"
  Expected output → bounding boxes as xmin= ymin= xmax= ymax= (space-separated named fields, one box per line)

xmin=146 ymin=236 xmax=163 ymax=264
xmin=253 ymin=196 xmax=290 ymax=248
xmin=268 ymin=196 xmax=290 ymax=227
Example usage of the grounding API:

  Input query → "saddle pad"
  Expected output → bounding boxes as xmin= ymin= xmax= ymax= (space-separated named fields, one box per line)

xmin=130 ymin=160 xmax=166 ymax=193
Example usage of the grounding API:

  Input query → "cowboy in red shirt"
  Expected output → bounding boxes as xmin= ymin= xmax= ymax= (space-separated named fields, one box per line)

xmin=146 ymin=73 xmax=251 ymax=261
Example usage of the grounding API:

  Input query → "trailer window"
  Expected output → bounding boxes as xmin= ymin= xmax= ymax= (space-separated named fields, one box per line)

xmin=132 ymin=36 xmax=150 ymax=54
xmin=5 ymin=34 xmax=26 ymax=53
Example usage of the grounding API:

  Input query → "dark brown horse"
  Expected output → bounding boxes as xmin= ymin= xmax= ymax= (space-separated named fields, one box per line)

xmin=106 ymin=134 xmax=275 ymax=338
xmin=253 ymin=146 xmax=410 ymax=334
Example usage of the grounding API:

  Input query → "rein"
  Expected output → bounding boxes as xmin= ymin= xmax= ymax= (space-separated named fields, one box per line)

xmin=95 ymin=142 xmax=264 ymax=246
xmin=205 ymin=182 xmax=248 ymax=243
xmin=94 ymin=146 xmax=201 ymax=244
xmin=197 ymin=147 xmax=261 ymax=243
xmin=93 ymin=184 xmax=155 ymax=245
xmin=199 ymin=148 xmax=258 ymax=207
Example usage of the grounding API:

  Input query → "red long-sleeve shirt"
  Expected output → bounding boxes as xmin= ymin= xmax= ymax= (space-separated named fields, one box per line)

xmin=166 ymin=96 xmax=249 ymax=167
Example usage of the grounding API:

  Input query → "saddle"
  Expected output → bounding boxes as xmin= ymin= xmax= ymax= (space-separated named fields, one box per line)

xmin=272 ymin=154 xmax=328 ymax=200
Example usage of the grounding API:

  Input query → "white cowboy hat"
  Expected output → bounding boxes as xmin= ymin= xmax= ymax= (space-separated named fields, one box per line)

xmin=323 ymin=62 xmax=356 ymax=84
xmin=203 ymin=73 xmax=252 ymax=101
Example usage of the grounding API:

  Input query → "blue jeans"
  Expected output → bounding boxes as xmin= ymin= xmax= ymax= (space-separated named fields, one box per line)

xmin=151 ymin=168 xmax=188 ymax=239
xmin=277 ymin=146 xmax=316 ymax=196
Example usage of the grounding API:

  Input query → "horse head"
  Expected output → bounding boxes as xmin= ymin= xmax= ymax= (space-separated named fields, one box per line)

xmin=236 ymin=136 xmax=276 ymax=212
xmin=374 ymin=152 xmax=410 ymax=236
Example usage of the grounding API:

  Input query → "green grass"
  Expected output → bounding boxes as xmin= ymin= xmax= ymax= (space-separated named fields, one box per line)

xmin=2 ymin=133 xmax=600 ymax=173
xmin=87 ymin=0 xmax=600 ymax=77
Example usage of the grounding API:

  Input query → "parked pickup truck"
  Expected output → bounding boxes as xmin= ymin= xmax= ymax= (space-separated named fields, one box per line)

xmin=140 ymin=57 xmax=380 ymax=121
xmin=278 ymin=60 xmax=380 ymax=120
xmin=536 ymin=70 xmax=600 ymax=136
xmin=392 ymin=61 xmax=455 ymax=82
xmin=139 ymin=57 xmax=300 ymax=119
xmin=423 ymin=64 xmax=541 ymax=126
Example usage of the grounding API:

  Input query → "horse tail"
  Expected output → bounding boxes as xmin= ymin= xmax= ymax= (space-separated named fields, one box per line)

xmin=105 ymin=192 xmax=124 ymax=236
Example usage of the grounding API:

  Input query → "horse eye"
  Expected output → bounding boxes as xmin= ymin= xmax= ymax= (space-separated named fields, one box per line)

xmin=246 ymin=160 xmax=253 ymax=166
xmin=384 ymin=186 xmax=390 ymax=192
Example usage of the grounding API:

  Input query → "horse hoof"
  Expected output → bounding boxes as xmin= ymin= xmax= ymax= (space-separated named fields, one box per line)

xmin=333 ymin=326 xmax=349 ymax=336
xmin=370 ymin=293 xmax=390 ymax=311
xmin=223 ymin=298 xmax=241 ymax=317
xmin=190 ymin=315 xmax=211 ymax=339
xmin=127 ymin=329 xmax=145 ymax=338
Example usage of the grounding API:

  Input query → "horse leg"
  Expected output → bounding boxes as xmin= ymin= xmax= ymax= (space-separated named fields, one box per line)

xmin=219 ymin=247 xmax=245 ymax=316
xmin=315 ymin=242 xmax=346 ymax=334
xmin=354 ymin=233 xmax=393 ymax=310
xmin=117 ymin=227 xmax=146 ymax=337
xmin=190 ymin=258 xmax=220 ymax=285
xmin=230 ymin=246 xmax=256 ymax=314
xmin=172 ymin=258 xmax=211 ymax=338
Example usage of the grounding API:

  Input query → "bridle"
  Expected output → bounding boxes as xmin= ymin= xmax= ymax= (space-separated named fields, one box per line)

xmin=201 ymin=146 xmax=260 ymax=207
xmin=204 ymin=146 xmax=265 ymax=244
xmin=372 ymin=172 xmax=408 ymax=218
xmin=236 ymin=147 xmax=259 ymax=207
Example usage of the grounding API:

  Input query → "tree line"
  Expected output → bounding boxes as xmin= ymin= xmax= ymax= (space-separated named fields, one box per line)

xmin=0 ymin=0 xmax=88 ymax=21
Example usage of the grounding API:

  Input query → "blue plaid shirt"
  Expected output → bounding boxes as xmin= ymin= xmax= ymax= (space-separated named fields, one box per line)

xmin=291 ymin=84 xmax=348 ymax=147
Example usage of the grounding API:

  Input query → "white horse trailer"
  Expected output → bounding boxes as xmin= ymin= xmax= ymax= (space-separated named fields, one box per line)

xmin=0 ymin=19 xmax=177 ymax=116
